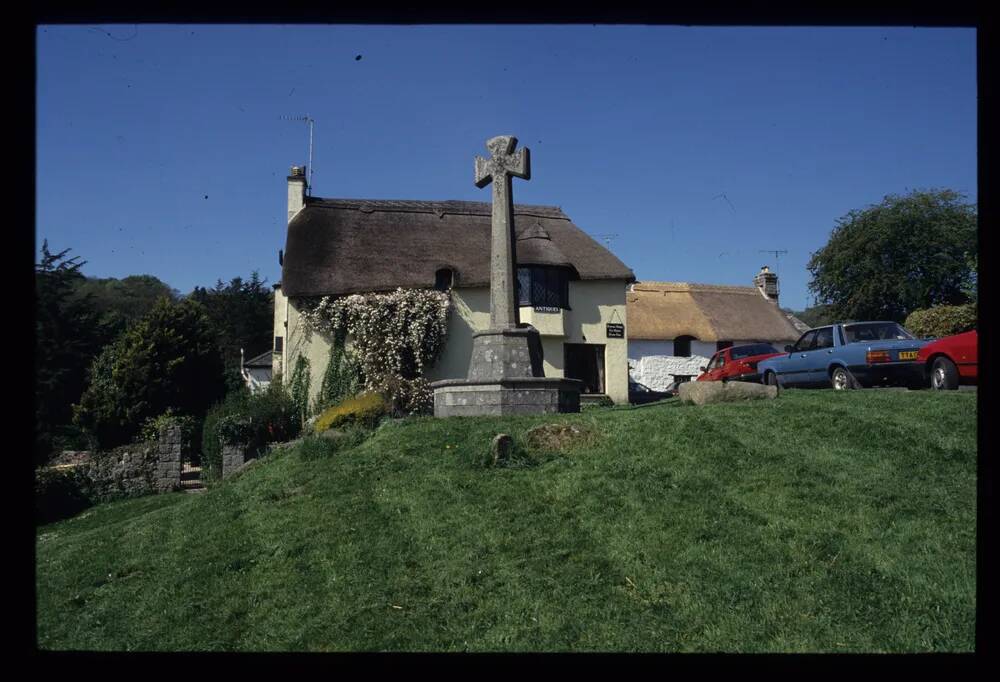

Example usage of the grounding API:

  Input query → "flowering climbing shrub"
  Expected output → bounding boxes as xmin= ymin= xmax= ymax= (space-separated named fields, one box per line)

xmin=299 ymin=288 xmax=450 ymax=415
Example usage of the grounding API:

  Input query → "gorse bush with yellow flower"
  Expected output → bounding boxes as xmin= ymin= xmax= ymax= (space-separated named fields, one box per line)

xmin=313 ymin=392 xmax=388 ymax=434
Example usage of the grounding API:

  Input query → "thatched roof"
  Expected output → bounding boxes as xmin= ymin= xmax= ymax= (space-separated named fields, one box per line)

xmin=784 ymin=311 xmax=812 ymax=333
xmin=281 ymin=198 xmax=635 ymax=297
xmin=627 ymin=282 xmax=802 ymax=343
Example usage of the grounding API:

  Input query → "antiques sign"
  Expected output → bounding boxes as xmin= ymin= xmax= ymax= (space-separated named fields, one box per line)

xmin=606 ymin=323 xmax=624 ymax=338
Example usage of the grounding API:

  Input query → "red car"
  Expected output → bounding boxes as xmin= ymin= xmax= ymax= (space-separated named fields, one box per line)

xmin=697 ymin=343 xmax=784 ymax=383
xmin=917 ymin=330 xmax=977 ymax=390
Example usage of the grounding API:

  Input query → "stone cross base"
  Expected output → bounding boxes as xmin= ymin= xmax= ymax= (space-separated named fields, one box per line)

xmin=467 ymin=327 xmax=546 ymax=381
xmin=431 ymin=377 xmax=582 ymax=417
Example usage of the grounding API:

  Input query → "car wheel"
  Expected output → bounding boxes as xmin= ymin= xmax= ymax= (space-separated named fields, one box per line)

xmin=830 ymin=366 xmax=858 ymax=391
xmin=931 ymin=357 xmax=959 ymax=390
xmin=764 ymin=371 xmax=779 ymax=387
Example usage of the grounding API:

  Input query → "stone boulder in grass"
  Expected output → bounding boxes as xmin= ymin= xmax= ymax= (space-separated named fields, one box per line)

xmin=524 ymin=422 xmax=597 ymax=451
xmin=678 ymin=380 xmax=778 ymax=406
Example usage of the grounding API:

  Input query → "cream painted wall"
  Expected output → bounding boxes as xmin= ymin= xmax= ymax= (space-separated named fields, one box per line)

xmin=425 ymin=279 xmax=630 ymax=404
xmin=280 ymin=278 xmax=631 ymax=408
xmin=272 ymin=285 xmax=287 ymax=379
xmin=282 ymin=296 xmax=336 ymax=408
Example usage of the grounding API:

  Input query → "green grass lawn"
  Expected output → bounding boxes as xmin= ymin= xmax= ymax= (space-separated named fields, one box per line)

xmin=35 ymin=389 xmax=977 ymax=652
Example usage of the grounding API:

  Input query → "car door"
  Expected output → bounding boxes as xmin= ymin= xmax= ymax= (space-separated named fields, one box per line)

xmin=779 ymin=330 xmax=817 ymax=387
xmin=804 ymin=326 xmax=836 ymax=385
xmin=701 ymin=351 xmax=724 ymax=381
xmin=713 ymin=349 xmax=732 ymax=380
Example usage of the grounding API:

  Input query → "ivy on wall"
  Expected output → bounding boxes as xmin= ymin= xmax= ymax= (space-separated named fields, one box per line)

xmin=288 ymin=355 xmax=311 ymax=426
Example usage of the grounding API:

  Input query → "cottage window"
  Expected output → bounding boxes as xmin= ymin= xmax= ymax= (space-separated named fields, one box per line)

xmin=274 ymin=336 xmax=284 ymax=353
xmin=674 ymin=335 xmax=695 ymax=357
xmin=717 ymin=340 xmax=733 ymax=351
xmin=434 ymin=268 xmax=454 ymax=291
xmin=516 ymin=266 xmax=570 ymax=309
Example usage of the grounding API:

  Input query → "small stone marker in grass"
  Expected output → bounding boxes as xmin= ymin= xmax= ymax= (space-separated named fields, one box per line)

xmin=491 ymin=434 xmax=513 ymax=466
xmin=678 ymin=381 xmax=778 ymax=406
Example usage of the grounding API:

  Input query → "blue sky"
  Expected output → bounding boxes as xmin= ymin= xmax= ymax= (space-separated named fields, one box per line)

xmin=36 ymin=25 xmax=976 ymax=311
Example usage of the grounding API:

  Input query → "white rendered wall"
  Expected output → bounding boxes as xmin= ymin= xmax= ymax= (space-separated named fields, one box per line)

xmin=627 ymin=339 xmax=723 ymax=391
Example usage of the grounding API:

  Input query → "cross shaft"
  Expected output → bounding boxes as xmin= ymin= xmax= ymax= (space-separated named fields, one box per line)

xmin=474 ymin=135 xmax=531 ymax=329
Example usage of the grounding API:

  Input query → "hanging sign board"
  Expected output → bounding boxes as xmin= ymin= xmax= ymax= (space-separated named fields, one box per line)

xmin=606 ymin=323 xmax=625 ymax=338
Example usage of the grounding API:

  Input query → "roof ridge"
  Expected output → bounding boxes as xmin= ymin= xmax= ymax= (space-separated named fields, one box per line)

xmin=633 ymin=281 xmax=758 ymax=293
xmin=305 ymin=197 xmax=568 ymax=219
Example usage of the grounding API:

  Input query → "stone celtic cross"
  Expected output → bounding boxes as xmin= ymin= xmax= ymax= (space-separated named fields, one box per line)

xmin=475 ymin=135 xmax=530 ymax=330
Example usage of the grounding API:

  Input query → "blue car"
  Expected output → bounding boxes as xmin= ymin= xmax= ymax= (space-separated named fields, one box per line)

xmin=757 ymin=321 xmax=930 ymax=390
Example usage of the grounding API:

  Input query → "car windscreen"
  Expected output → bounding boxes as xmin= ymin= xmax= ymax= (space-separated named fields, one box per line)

xmin=843 ymin=322 xmax=915 ymax=343
xmin=730 ymin=344 xmax=779 ymax=359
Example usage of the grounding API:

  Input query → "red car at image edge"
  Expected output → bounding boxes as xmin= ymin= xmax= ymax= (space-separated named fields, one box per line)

xmin=916 ymin=329 xmax=978 ymax=390
xmin=696 ymin=343 xmax=785 ymax=383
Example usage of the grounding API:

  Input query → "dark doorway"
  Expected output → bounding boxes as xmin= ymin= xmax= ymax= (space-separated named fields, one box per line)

xmin=564 ymin=343 xmax=606 ymax=394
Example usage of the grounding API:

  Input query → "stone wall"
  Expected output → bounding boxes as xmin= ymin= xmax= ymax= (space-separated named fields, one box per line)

xmin=154 ymin=425 xmax=183 ymax=492
xmin=221 ymin=443 xmax=248 ymax=479
xmin=68 ymin=424 xmax=183 ymax=501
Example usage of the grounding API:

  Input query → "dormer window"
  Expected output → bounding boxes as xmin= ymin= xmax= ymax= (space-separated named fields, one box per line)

xmin=517 ymin=266 xmax=571 ymax=309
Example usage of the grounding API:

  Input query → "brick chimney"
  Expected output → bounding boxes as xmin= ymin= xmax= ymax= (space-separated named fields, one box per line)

xmin=287 ymin=165 xmax=307 ymax=223
xmin=754 ymin=265 xmax=779 ymax=304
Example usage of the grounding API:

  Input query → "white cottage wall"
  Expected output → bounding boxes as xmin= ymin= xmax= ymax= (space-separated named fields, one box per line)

xmin=627 ymin=339 xmax=722 ymax=392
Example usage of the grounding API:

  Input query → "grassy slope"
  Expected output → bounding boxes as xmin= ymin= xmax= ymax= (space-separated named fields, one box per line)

xmin=35 ymin=390 xmax=977 ymax=652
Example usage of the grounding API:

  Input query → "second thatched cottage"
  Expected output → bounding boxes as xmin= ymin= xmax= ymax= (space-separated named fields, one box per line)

xmin=626 ymin=267 xmax=804 ymax=391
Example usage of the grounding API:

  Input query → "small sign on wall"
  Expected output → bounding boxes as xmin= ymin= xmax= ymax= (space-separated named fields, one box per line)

xmin=606 ymin=323 xmax=625 ymax=338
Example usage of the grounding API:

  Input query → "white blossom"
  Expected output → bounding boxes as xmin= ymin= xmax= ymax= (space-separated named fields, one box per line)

xmin=299 ymin=288 xmax=451 ymax=413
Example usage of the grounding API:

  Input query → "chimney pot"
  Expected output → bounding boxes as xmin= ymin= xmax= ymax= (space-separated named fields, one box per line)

xmin=287 ymin=165 xmax=307 ymax=223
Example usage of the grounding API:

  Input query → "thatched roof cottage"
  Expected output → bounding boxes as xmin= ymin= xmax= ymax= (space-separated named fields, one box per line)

xmin=627 ymin=269 xmax=803 ymax=391
xmin=274 ymin=166 xmax=636 ymax=406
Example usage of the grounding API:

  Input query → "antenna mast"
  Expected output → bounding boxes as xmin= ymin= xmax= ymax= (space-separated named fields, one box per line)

xmin=281 ymin=114 xmax=315 ymax=195
xmin=758 ymin=249 xmax=788 ymax=277
xmin=592 ymin=233 xmax=620 ymax=250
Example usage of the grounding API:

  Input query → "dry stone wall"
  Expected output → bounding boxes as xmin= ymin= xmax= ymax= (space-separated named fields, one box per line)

xmin=67 ymin=424 xmax=182 ymax=501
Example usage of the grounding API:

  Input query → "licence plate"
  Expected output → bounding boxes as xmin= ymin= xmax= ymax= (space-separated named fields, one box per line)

xmin=898 ymin=351 xmax=918 ymax=360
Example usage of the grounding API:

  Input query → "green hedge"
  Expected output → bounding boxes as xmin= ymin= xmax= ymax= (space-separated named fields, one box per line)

xmin=35 ymin=467 xmax=91 ymax=524
xmin=201 ymin=383 xmax=301 ymax=477
xmin=904 ymin=304 xmax=976 ymax=339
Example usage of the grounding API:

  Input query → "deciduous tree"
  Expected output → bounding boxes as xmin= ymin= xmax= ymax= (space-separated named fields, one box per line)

xmin=807 ymin=189 xmax=977 ymax=323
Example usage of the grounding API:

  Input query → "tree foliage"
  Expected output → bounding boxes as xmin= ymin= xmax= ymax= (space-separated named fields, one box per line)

xmin=35 ymin=242 xmax=106 ymax=459
xmin=73 ymin=298 xmax=226 ymax=448
xmin=189 ymin=272 xmax=274 ymax=390
xmin=73 ymin=274 xmax=179 ymax=340
xmin=807 ymin=189 xmax=977 ymax=323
